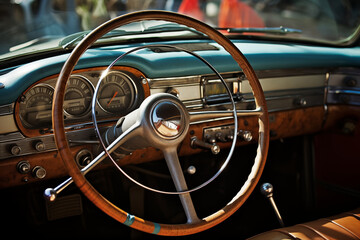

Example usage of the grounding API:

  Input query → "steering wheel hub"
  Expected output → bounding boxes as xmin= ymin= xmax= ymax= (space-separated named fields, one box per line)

xmin=151 ymin=101 xmax=184 ymax=138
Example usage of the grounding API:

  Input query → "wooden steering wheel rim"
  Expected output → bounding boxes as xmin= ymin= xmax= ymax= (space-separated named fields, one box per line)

xmin=52 ymin=10 xmax=269 ymax=236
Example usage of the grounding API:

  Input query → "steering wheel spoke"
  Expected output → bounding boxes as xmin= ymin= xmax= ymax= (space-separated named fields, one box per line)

xmin=163 ymin=148 xmax=200 ymax=223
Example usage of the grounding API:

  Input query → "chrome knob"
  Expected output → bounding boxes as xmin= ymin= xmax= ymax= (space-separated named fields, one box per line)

xmin=10 ymin=144 xmax=21 ymax=156
xmin=239 ymin=130 xmax=252 ymax=142
xmin=32 ymin=166 xmax=46 ymax=179
xmin=187 ymin=166 xmax=196 ymax=175
xmin=260 ymin=183 xmax=284 ymax=227
xmin=34 ymin=140 xmax=45 ymax=151
xmin=17 ymin=161 xmax=31 ymax=174
xmin=295 ymin=98 xmax=307 ymax=107
xmin=260 ymin=182 xmax=274 ymax=197
xmin=44 ymin=188 xmax=57 ymax=202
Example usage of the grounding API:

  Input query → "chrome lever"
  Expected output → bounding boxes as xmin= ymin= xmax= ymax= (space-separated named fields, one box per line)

xmin=44 ymin=148 xmax=109 ymax=202
xmin=190 ymin=136 xmax=220 ymax=155
xmin=260 ymin=183 xmax=285 ymax=227
xmin=44 ymin=122 xmax=140 ymax=202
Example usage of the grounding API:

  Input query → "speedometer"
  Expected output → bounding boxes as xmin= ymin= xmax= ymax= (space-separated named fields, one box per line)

xmin=97 ymin=72 xmax=136 ymax=114
xmin=64 ymin=76 xmax=93 ymax=117
xmin=19 ymin=84 xmax=54 ymax=128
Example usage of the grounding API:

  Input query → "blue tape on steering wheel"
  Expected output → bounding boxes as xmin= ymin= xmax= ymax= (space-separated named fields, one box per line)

xmin=152 ymin=222 xmax=161 ymax=234
xmin=124 ymin=213 xmax=135 ymax=226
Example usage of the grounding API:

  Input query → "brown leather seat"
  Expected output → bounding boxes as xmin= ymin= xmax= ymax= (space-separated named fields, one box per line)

xmin=248 ymin=208 xmax=360 ymax=240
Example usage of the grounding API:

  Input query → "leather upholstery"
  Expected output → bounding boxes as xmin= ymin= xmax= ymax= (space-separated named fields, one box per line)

xmin=248 ymin=208 xmax=360 ymax=240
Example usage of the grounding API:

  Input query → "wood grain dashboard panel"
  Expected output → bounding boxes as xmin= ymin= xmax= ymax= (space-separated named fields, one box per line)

xmin=0 ymin=106 xmax=326 ymax=189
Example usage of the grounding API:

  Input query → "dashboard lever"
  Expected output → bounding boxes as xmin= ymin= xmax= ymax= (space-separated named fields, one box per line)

xmin=260 ymin=183 xmax=285 ymax=227
xmin=190 ymin=136 xmax=220 ymax=155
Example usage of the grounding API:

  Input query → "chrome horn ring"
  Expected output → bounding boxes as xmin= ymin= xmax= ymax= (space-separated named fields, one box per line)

xmin=91 ymin=44 xmax=238 ymax=195
xmin=50 ymin=10 xmax=269 ymax=236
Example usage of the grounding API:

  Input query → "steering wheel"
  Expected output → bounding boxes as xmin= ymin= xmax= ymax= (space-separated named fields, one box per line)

xmin=51 ymin=11 xmax=269 ymax=236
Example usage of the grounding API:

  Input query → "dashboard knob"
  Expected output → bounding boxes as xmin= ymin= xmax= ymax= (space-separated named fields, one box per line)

xmin=10 ymin=144 xmax=21 ymax=156
xmin=187 ymin=166 xmax=196 ymax=175
xmin=238 ymin=130 xmax=253 ymax=142
xmin=204 ymin=134 xmax=216 ymax=144
xmin=17 ymin=161 xmax=30 ymax=174
xmin=226 ymin=133 xmax=234 ymax=141
xmin=210 ymin=144 xmax=221 ymax=155
xmin=32 ymin=166 xmax=46 ymax=179
xmin=34 ymin=140 xmax=45 ymax=151
xmin=294 ymin=98 xmax=307 ymax=107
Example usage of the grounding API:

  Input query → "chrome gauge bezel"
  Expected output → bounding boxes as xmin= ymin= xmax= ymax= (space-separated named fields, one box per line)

xmin=96 ymin=71 xmax=138 ymax=115
xmin=63 ymin=75 xmax=94 ymax=118
xmin=19 ymin=83 xmax=54 ymax=129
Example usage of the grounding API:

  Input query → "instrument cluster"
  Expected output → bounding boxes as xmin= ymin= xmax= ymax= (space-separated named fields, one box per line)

xmin=17 ymin=68 xmax=146 ymax=131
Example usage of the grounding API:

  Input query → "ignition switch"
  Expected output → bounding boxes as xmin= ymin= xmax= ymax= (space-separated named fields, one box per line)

xmin=76 ymin=149 xmax=93 ymax=167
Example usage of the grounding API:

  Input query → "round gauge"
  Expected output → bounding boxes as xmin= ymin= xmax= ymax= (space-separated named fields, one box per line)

xmin=97 ymin=72 xmax=136 ymax=114
xmin=19 ymin=84 xmax=54 ymax=128
xmin=64 ymin=76 xmax=94 ymax=117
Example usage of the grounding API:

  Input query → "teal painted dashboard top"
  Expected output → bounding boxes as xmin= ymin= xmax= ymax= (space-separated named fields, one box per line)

xmin=0 ymin=39 xmax=360 ymax=105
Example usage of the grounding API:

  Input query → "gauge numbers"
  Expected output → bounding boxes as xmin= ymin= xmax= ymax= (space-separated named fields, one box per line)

xmin=18 ymin=70 xmax=139 ymax=129
xmin=19 ymin=84 xmax=54 ymax=128
xmin=64 ymin=76 xmax=93 ymax=117
xmin=97 ymin=72 xmax=136 ymax=114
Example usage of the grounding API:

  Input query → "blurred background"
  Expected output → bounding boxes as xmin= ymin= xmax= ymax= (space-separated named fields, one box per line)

xmin=0 ymin=0 xmax=359 ymax=54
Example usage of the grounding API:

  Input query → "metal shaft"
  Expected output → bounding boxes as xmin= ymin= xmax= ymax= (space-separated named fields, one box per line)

xmin=260 ymin=183 xmax=285 ymax=227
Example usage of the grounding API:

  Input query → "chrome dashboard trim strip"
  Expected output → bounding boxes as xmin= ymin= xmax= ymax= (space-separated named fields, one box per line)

xmin=0 ymin=132 xmax=24 ymax=143
xmin=148 ymin=68 xmax=329 ymax=88
xmin=149 ymin=71 xmax=327 ymax=125
xmin=0 ymin=114 xmax=19 ymax=134
xmin=189 ymin=108 xmax=262 ymax=123
xmin=148 ymin=75 xmax=201 ymax=88
xmin=0 ymin=103 xmax=14 ymax=116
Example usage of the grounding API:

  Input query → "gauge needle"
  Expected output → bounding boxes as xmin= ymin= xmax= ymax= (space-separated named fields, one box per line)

xmin=107 ymin=91 xmax=118 ymax=106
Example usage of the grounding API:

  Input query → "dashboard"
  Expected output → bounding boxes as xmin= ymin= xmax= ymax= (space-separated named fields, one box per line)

xmin=0 ymin=3 xmax=359 ymax=237
xmin=0 ymin=40 xmax=360 ymax=189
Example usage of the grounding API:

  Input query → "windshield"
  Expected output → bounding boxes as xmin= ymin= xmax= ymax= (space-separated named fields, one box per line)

xmin=1 ymin=0 xmax=359 ymax=59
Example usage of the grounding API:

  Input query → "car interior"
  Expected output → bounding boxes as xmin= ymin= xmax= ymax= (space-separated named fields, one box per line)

xmin=0 ymin=0 xmax=359 ymax=239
